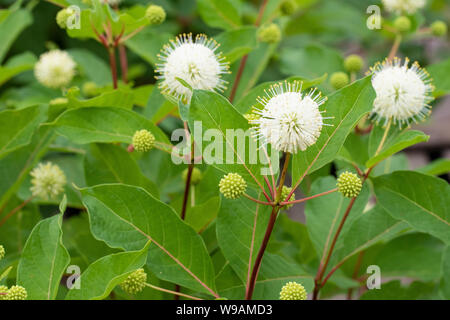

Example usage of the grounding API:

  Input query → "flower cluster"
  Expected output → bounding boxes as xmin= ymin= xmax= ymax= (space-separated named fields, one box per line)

xmin=34 ymin=50 xmax=76 ymax=89
xmin=30 ymin=162 xmax=67 ymax=200
xmin=1 ymin=285 xmax=28 ymax=300
xmin=219 ymin=173 xmax=247 ymax=199
xmin=381 ymin=0 xmax=426 ymax=15
xmin=337 ymin=172 xmax=362 ymax=198
xmin=132 ymin=129 xmax=155 ymax=152
xmin=281 ymin=186 xmax=295 ymax=209
xmin=251 ymin=81 xmax=330 ymax=154
xmin=120 ymin=269 xmax=147 ymax=295
xmin=182 ymin=167 xmax=203 ymax=185
xmin=279 ymin=282 xmax=307 ymax=300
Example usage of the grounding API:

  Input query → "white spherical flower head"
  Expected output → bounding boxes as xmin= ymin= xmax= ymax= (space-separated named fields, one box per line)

xmin=251 ymin=81 xmax=330 ymax=154
xmin=34 ymin=50 xmax=76 ymax=89
xmin=156 ymin=33 xmax=230 ymax=103
xmin=371 ymin=58 xmax=434 ymax=126
xmin=382 ymin=0 xmax=426 ymax=14
xmin=30 ymin=162 xmax=67 ymax=200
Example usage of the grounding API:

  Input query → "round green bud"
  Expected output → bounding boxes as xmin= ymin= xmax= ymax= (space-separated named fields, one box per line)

xmin=0 ymin=285 xmax=8 ymax=300
xmin=280 ymin=186 xmax=295 ymax=209
xmin=257 ymin=23 xmax=282 ymax=44
xmin=330 ymin=72 xmax=349 ymax=90
xmin=120 ymin=268 xmax=147 ymax=295
xmin=243 ymin=112 xmax=260 ymax=124
xmin=82 ymin=81 xmax=99 ymax=98
xmin=132 ymin=129 xmax=155 ymax=152
xmin=394 ymin=16 xmax=411 ymax=33
xmin=337 ymin=171 xmax=362 ymax=198
xmin=182 ymin=167 xmax=202 ymax=185
xmin=280 ymin=281 xmax=307 ymax=300
xmin=431 ymin=21 xmax=447 ymax=37
xmin=56 ymin=8 xmax=75 ymax=29
xmin=280 ymin=0 xmax=296 ymax=16
xmin=0 ymin=245 xmax=4 ymax=260
xmin=5 ymin=285 xmax=27 ymax=300
xmin=49 ymin=97 xmax=69 ymax=106
xmin=219 ymin=173 xmax=247 ymax=199
xmin=145 ymin=5 xmax=166 ymax=25
xmin=344 ymin=54 xmax=364 ymax=73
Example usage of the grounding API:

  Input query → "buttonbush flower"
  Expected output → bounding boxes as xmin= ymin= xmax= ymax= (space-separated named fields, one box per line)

xmin=146 ymin=5 xmax=166 ymax=25
xmin=370 ymin=58 xmax=434 ymax=126
xmin=431 ymin=21 xmax=447 ymax=37
xmin=281 ymin=186 xmax=295 ymax=209
xmin=394 ymin=16 xmax=411 ymax=33
xmin=381 ymin=0 xmax=426 ymax=14
xmin=30 ymin=162 xmax=66 ymax=200
xmin=257 ymin=23 xmax=282 ymax=43
xmin=0 ymin=285 xmax=8 ymax=300
xmin=56 ymin=7 xmax=76 ymax=29
xmin=330 ymin=72 xmax=349 ymax=90
xmin=280 ymin=282 xmax=307 ymax=300
xmin=34 ymin=50 xmax=76 ymax=89
xmin=219 ymin=173 xmax=246 ymax=199
xmin=49 ymin=97 xmax=68 ymax=106
xmin=251 ymin=81 xmax=330 ymax=154
xmin=344 ymin=54 xmax=364 ymax=73
xmin=132 ymin=129 xmax=155 ymax=152
xmin=120 ymin=269 xmax=147 ymax=295
xmin=4 ymin=285 xmax=27 ymax=300
xmin=182 ymin=167 xmax=203 ymax=185
xmin=337 ymin=171 xmax=362 ymax=198
xmin=156 ymin=33 xmax=230 ymax=103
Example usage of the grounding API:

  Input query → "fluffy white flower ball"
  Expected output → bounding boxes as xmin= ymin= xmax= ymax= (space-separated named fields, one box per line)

xmin=30 ymin=162 xmax=67 ymax=200
xmin=34 ymin=50 xmax=76 ymax=89
xmin=371 ymin=58 xmax=433 ymax=126
xmin=251 ymin=81 xmax=330 ymax=154
xmin=381 ymin=0 xmax=426 ymax=14
xmin=156 ymin=33 xmax=230 ymax=103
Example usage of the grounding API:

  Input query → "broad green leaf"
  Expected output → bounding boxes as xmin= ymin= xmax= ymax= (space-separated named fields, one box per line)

xmin=304 ymin=176 xmax=370 ymax=275
xmin=197 ymin=0 xmax=241 ymax=30
xmin=84 ymin=143 xmax=159 ymax=198
xmin=360 ymin=280 xmax=435 ymax=300
xmin=417 ymin=159 xmax=450 ymax=176
xmin=68 ymin=49 xmax=111 ymax=85
xmin=51 ymin=107 xmax=170 ymax=145
xmin=184 ymin=196 xmax=220 ymax=233
xmin=217 ymin=193 xmax=272 ymax=283
xmin=215 ymin=26 xmax=257 ymax=63
xmin=17 ymin=213 xmax=70 ymax=300
xmin=440 ymin=246 xmax=450 ymax=299
xmin=124 ymin=29 xmax=172 ymax=66
xmin=371 ymin=153 xmax=409 ymax=177
xmin=0 ymin=105 xmax=48 ymax=157
xmin=189 ymin=90 xmax=274 ymax=188
xmin=0 ymin=8 xmax=33 ymax=63
xmin=428 ymin=57 xmax=450 ymax=98
xmin=235 ymin=74 xmax=327 ymax=114
xmin=80 ymin=184 xmax=218 ymax=296
xmin=65 ymin=242 xmax=150 ymax=300
xmin=366 ymin=126 xmax=429 ymax=168
xmin=292 ymin=77 xmax=375 ymax=183
xmin=373 ymin=171 xmax=450 ymax=244
xmin=65 ymin=87 xmax=135 ymax=109
xmin=0 ymin=52 xmax=36 ymax=87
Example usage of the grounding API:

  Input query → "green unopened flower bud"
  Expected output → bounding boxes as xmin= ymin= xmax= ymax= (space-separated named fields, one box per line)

xmin=0 ymin=285 xmax=8 ymax=300
xmin=281 ymin=186 xmax=295 ymax=209
xmin=49 ymin=97 xmax=68 ymax=106
xmin=280 ymin=281 xmax=307 ymax=300
xmin=0 ymin=245 xmax=5 ymax=260
xmin=219 ymin=173 xmax=246 ymax=199
xmin=182 ymin=167 xmax=202 ymax=185
xmin=394 ymin=16 xmax=411 ymax=33
xmin=5 ymin=285 xmax=27 ymax=300
xmin=243 ymin=112 xmax=260 ymax=124
xmin=280 ymin=0 xmax=296 ymax=15
xmin=120 ymin=268 xmax=147 ymax=294
xmin=56 ymin=8 xmax=75 ymax=29
xmin=330 ymin=72 xmax=349 ymax=90
xmin=82 ymin=81 xmax=99 ymax=98
xmin=337 ymin=171 xmax=362 ymax=198
xmin=132 ymin=129 xmax=155 ymax=152
xmin=257 ymin=23 xmax=282 ymax=43
xmin=431 ymin=21 xmax=447 ymax=37
xmin=344 ymin=54 xmax=364 ymax=73
xmin=146 ymin=5 xmax=166 ymax=25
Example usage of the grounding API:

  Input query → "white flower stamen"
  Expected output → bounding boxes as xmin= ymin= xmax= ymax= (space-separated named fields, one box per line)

xmin=381 ymin=0 xmax=426 ymax=15
xmin=156 ymin=33 xmax=230 ymax=103
xmin=251 ymin=81 xmax=331 ymax=154
xmin=370 ymin=57 xmax=434 ymax=127
xmin=34 ymin=50 xmax=76 ymax=89
xmin=30 ymin=162 xmax=66 ymax=200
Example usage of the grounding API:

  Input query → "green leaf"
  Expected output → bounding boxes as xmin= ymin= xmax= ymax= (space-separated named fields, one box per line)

xmin=416 ymin=159 xmax=450 ymax=176
xmin=215 ymin=26 xmax=257 ymax=63
xmin=0 ymin=8 xmax=33 ymax=63
xmin=51 ymin=107 xmax=170 ymax=145
xmin=360 ymin=280 xmax=435 ymax=300
xmin=304 ymin=176 xmax=370 ymax=275
xmin=65 ymin=242 xmax=150 ymax=300
xmin=189 ymin=90 xmax=273 ymax=188
xmin=428 ymin=57 xmax=450 ymax=98
xmin=65 ymin=87 xmax=135 ymax=109
xmin=124 ymin=29 xmax=172 ymax=66
xmin=292 ymin=77 xmax=375 ymax=182
xmin=17 ymin=213 xmax=70 ymax=300
xmin=366 ymin=126 xmax=429 ymax=168
xmin=197 ymin=0 xmax=241 ymax=30
xmin=0 ymin=52 xmax=36 ymax=87
xmin=68 ymin=49 xmax=111 ymax=85
xmin=84 ymin=143 xmax=159 ymax=198
xmin=441 ymin=246 xmax=450 ymax=299
xmin=373 ymin=171 xmax=450 ymax=245
xmin=0 ymin=105 xmax=48 ymax=157
xmin=80 ymin=184 xmax=218 ymax=296
xmin=184 ymin=196 xmax=220 ymax=233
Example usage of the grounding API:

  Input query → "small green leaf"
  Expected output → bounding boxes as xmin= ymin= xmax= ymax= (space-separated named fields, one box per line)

xmin=215 ymin=26 xmax=257 ymax=63
xmin=428 ymin=57 xmax=450 ymax=98
xmin=416 ymin=158 xmax=450 ymax=176
xmin=0 ymin=8 xmax=33 ymax=63
xmin=197 ymin=0 xmax=241 ymax=30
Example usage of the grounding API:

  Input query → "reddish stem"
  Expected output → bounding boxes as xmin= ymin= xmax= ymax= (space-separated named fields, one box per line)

xmin=108 ymin=47 xmax=118 ymax=89
xmin=0 ymin=197 xmax=33 ymax=227
xmin=243 ymin=193 xmax=273 ymax=206
xmin=118 ymin=45 xmax=128 ymax=84
xmin=279 ymin=188 xmax=337 ymax=206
